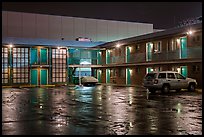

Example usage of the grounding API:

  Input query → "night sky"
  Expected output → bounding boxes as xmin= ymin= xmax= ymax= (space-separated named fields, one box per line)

xmin=2 ymin=2 xmax=202 ymax=29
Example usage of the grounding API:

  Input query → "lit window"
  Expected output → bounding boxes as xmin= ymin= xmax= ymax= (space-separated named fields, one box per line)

xmin=52 ymin=48 xmax=67 ymax=83
xmin=154 ymin=41 xmax=162 ymax=53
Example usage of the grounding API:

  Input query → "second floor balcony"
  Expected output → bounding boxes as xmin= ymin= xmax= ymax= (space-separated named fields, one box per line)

xmin=68 ymin=46 xmax=202 ymax=66
xmin=108 ymin=46 xmax=202 ymax=65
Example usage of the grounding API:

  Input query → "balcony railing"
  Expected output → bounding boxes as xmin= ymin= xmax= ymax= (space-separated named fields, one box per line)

xmin=68 ymin=46 xmax=202 ymax=65
xmin=109 ymin=46 xmax=202 ymax=64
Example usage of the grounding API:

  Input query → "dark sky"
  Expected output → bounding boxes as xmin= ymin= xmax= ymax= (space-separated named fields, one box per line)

xmin=2 ymin=2 xmax=202 ymax=29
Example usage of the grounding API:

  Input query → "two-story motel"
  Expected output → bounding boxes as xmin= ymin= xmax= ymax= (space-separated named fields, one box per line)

xmin=2 ymin=11 xmax=202 ymax=88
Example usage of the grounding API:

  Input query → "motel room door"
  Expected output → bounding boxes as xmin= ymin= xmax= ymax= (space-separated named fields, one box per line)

xmin=146 ymin=43 xmax=153 ymax=61
xmin=31 ymin=69 xmax=48 ymax=85
xmin=106 ymin=50 xmax=110 ymax=64
xmin=126 ymin=47 xmax=131 ymax=63
xmin=180 ymin=37 xmax=187 ymax=59
xmin=97 ymin=70 xmax=102 ymax=83
xmin=181 ymin=66 xmax=187 ymax=77
xmin=126 ymin=68 xmax=131 ymax=85
xmin=31 ymin=69 xmax=38 ymax=85
xmin=106 ymin=69 xmax=110 ymax=83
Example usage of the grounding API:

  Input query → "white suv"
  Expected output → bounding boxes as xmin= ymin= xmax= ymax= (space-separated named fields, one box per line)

xmin=143 ymin=71 xmax=197 ymax=93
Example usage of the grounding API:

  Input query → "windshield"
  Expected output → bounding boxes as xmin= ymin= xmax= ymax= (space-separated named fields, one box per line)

xmin=145 ymin=73 xmax=157 ymax=80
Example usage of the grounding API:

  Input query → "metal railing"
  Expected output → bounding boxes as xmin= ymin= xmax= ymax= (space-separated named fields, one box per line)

xmin=68 ymin=46 xmax=202 ymax=65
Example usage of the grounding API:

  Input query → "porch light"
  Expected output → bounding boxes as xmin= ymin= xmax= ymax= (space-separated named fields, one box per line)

xmin=58 ymin=47 xmax=60 ymax=49
xmin=9 ymin=44 xmax=13 ymax=48
xmin=187 ymin=30 xmax=193 ymax=35
xmin=129 ymin=46 xmax=132 ymax=52
xmin=129 ymin=69 xmax=133 ymax=75
xmin=177 ymin=68 xmax=181 ymax=73
xmin=116 ymin=44 xmax=120 ymax=48
xmin=154 ymin=49 xmax=158 ymax=52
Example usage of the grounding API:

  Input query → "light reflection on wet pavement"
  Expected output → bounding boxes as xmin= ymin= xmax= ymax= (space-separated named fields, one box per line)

xmin=2 ymin=85 xmax=202 ymax=135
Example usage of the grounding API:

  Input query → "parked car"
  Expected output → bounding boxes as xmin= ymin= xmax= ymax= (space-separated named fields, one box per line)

xmin=143 ymin=71 xmax=197 ymax=93
xmin=81 ymin=76 xmax=98 ymax=86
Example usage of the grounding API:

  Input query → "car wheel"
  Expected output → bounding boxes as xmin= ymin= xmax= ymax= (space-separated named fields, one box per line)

xmin=188 ymin=83 xmax=195 ymax=92
xmin=162 ymin=85 xmax=170 ymax=93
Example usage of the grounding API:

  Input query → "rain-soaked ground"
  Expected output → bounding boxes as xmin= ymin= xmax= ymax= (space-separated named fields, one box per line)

xmin=2 ymin=85 xmax=202 ymax=135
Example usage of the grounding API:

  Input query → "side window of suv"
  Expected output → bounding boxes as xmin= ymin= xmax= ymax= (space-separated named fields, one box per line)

xmin=158 ymin=73 xmax=166 ymax=79
xmin=167 ymin=73 xmax=175 ymax=79
xmin=175 ymin=73 xmax=185 ymax=79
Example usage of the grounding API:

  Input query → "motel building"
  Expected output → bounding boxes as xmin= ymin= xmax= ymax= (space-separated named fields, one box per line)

xmin=2 ymin=11 xmax=202 ymax=88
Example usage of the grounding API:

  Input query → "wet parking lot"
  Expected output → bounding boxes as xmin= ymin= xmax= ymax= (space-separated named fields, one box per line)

xmin=2 ymin=85 xmax=202 ymax=135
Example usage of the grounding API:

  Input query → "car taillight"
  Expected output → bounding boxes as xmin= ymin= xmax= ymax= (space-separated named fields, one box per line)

xmin=154 ymin=79 xmax=158 ymax=84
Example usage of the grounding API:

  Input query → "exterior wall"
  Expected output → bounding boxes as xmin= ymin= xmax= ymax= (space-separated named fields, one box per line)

xmin=2 ymin=11 xmax=153 ymax=42
xmin=115 ymin=68 xmax=126 ymax=85
xmin=101 ymin=50 xmax=106 ymax=65
xmin=133 ymin=66 xmax=146 ymax=86
xmin=101 ymin=68 xmax=106 ymax=83
xmin=187 ymin=63 xmax=202 ymax=88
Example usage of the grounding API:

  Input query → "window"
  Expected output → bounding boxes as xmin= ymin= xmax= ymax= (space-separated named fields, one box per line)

xmin=192 ymin=37 xmax=196 ymax=42
xmin=52 ymin=48 xmax=67 ymax=83
xmin=192 ymin=65 xmax=200 ymax=72
xmin=2 ymin=47 xmax=9 ymax=84
xmin=110 ymin=69 xmax=116 ymax=77
xmin=169 ymin=39 xmax=178 ymax=51
xmin=196 ymin=36 xmax=200 ymax=41
xmin=12 ymin=47 xmax=29 ymax=84
xmin=158 ymin=73 xmax=166 ymax=79
xmin=193 ymin=35 xmax=200 ymax=42
xmin=145 ymin=73 xmax=157 ymax=80
xmin=167 ymin=73 xmax=175 ymax=79
xmin=154 ymin=41 xmax=162 ymax=53
xmin=136 ymin=44 xmax=140 ymax=50
xmin=118 ymin=68 xmax=125 ymax=78
xmin=175 ymin=73 xmax=185 ymax=79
